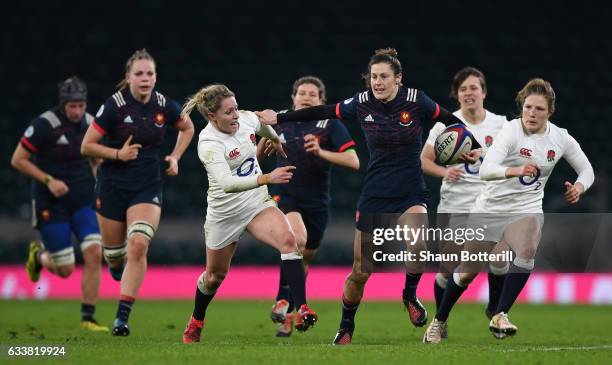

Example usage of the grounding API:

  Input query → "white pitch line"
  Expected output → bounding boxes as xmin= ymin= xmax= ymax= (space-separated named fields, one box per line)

xmin=501 ymin=345 xmax=612 ymax=352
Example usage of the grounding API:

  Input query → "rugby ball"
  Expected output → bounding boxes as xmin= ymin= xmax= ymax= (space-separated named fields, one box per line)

xmin=434 ymin=124 xmax=474 ymax=165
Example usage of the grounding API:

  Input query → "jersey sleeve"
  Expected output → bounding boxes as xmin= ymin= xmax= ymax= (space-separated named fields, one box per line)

xmin=417 ymin=90 xmax=440 ymax=121
xmin=166 ymin=99 xmax=182 ymax=127
xmin=329 ymin=120 xmax=356 ymax=152
xmin=92 ymin=98 xmax=118 ymax=136
xmin=198 ymin=140 xmax=260 ymax=193
xmin=20 ymin=117 xmax=51 ymax=154
xmin=480 ymin=123 xmax=517 ymax=180
xmin=424 ymin=122 xmax=447 ymax=147
xmin=335 ymin=94 xmax=358 ymax=122
xmin=562 ymin=132 xmax=594 ymax=192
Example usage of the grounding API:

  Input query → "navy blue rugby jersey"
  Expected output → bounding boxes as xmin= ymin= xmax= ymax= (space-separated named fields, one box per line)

xmin=20 ymin=107 xmax=95 ymax=189
xmin=336 ymin=86 xmax=439 ymax=198
xmin=270 ymin=114 xmax=355 ymax=207
xmin=92 ymin=89 xmax=182 ymax=187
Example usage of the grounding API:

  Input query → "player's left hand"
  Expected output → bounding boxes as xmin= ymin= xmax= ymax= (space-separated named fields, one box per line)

xmin=165 ymin=155 xmax=179 ymax=176
xmin=564 ymin=181 xmax=583 ymax=204
xmin=459 ymin=149 xmax=481 ymax=164
xmin=270 ymin=138 xmax=287 ymax=158
xmin=255 ymin=110 xmax=278 ymax=125
xmin=304 ymin=134 xmax=320 ymax=156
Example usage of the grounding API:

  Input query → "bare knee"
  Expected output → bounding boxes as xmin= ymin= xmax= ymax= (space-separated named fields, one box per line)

xmin=205 ymin=270 xmax=227 ymax=290
xmin=457 ymin=272 xmax=477 ymax=286
xmin=278 ymin=230 xmax=297 ymax=253
xmin=83 ymin=246 xmax=102 ymax=267
xmin=348 ymin=267 xmax=371 ymax=286
xmin=56 ymin=265 xmax=74 ymax=278
xmin=516 ymin=245 xmax=536 ymax=260
xmin=127 ymin=235 xmax=149 ymax=261
xmin=294 ymin=231 xmax=307 ymax=248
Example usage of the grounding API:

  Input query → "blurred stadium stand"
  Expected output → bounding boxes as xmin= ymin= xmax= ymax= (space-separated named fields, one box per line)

xmin=0 ymin=1 xmax=610 ymax=263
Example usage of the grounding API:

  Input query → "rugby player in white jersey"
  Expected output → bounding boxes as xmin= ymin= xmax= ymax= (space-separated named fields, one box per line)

xmin=179 ymin=84 xmax=317 ymax=343
xmin=423 ymin=78 xmax=594 ymax=343
xmin=421 ymin=67 xmax=508 ymax=340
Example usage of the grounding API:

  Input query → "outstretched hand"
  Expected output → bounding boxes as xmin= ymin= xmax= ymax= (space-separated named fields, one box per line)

xmin=255 ymin=110 xmax=278 ymax=125
xmin=261 ymin=138 xmax=287 ymax=158
xmin=268 ymin=166 xmax=296 ymax=184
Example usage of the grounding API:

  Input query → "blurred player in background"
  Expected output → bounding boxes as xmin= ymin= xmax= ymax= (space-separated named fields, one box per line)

xmin=420 ymin=67 xmax=508 ymax=339
xmin=180 ymin=84 xmax=318 ymax=344
xmin=257 ymin=76 xmax=359 ymax=337
xmin=256 ymin=48 xmax=480 ymax=345
xmin=423 ymin=78 xmax=594 ymax=343
xmin=81 ymin=49 xmax=195 ymax=336
xmin=11 ymin=77 xmax=108 ymax=332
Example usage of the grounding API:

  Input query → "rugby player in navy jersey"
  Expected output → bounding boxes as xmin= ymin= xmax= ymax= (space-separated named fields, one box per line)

xmin=11 ymin=77 xmax=108 ymax=332
xmin=81 ymin=49 xmax=195 ymax=336
xmin=257 ymin=76 xmax=359 ymax=337
xmin=257 ymin=48 xmax=480 ymax=345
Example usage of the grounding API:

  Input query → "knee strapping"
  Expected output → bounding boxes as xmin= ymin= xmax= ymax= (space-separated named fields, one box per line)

xmin=80 ymin=233 xmax=101 ymax=252
xmin=50 ymin=246 xmax=75 ymax=266
xmin=513 ymin=257 xmax=535 ymax=271
xmin=489 ymin=261 xmax=510 ymax=275
xmin=280 ymin=251 xmax=302 ymax=261
xmin=102 ymin=243 xmax=127 ymax=264
xmin=453 ymin=271 xmax=468 ymax=287
xmin=127 ymin=221 xmax=155 ymax=241
xmin=197 ymin=271 xmax=217 ymax=295
xmin=435 ymin=272 xmax=448 ymax=288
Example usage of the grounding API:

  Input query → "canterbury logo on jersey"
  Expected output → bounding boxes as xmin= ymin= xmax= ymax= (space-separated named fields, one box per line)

xmin=56 ymin=135 xmax=69 ymax=145
xmin=358 ymin=92 xmax=369 ymax=103
xmin=364 ymin=114 xmax=374 ymax=122
xmin=519 ymin=148 xmax=532 ymax=158
xmin=228 ymin=148 xmax=241 ymax=160
xmin=123 ymin=116 xmax=134 ymax=123
xmin=316 ymin=119 xmax=329 ymax=128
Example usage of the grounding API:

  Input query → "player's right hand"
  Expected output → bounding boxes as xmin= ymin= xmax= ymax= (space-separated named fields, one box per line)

xmin=48 ymin=179 xmax=69 ymax=198
xmin=444 ymin=166 xmax=463 ymax=182
xmin=255 ymin=110 xmax=278 ymax=125
xmin=117 ymin=135 xmax=142 ymax=162
xmin=268 ymin=166 xmax=296 ymax=184
xmin=515 ymin=163 xmax=540 ymax=178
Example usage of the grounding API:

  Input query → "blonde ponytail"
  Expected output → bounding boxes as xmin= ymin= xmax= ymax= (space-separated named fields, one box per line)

xmin=181 ymin=84 xmax=235 ymax=120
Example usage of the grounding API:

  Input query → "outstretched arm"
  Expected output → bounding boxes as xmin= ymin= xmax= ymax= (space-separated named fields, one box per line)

xmin=256 ymin=105 xmax=337 ymax=125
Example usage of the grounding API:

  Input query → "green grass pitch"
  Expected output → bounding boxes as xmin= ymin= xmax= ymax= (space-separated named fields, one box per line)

xmin=1 ymin=300 xmax=611 ymax=364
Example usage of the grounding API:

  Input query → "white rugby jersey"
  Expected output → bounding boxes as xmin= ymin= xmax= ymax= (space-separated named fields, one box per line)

xmin=425 ymin=110 xmax=507 ymax=213
xmin=476 ymin=118 xmax=594 ymax=213
xmin=198 ymin=110 xmax=277 ymax=218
